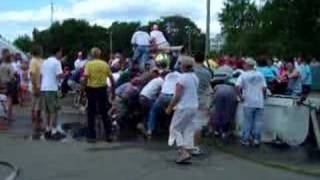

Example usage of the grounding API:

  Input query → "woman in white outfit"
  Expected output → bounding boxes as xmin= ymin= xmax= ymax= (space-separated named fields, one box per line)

xmin=166 ymin=56 xmax=199 ymax=163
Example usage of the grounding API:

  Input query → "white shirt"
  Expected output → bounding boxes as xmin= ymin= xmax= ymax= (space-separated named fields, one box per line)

xmin=131 ymin=31 xmax=150 ymax=46
xmin=74 ymin=59 xmax=87 ymax=70
xmin=150 ymin=30 xmax=167 ymax=45
xmin=140 ymin=77 xmax=164 ymax=100
xmin=11 ymin=61 xmax=20 ymax=73
xmin=40 ymin=57 xmax=63 ymax=91
xmin=236 ymin=70 xmax=267 ymax=108
xmin=161 ymin=71 xmax=181 ymax=94
xmin=107 ymin=72 xmax=120 ymax=88
xmin=175 ymin=72 xmax=199 ymax=110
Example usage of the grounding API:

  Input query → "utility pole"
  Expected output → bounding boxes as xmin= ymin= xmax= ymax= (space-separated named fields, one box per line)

xmin=188 ymin=29 xmax=191 ymax=55
xmin=50 ymin=0 xmax=54 ymax=25
xmin=187 ymin=26 xmax=192 ymax=55
xmin=205 ymin=0 xmax=211 ymax=58
xmin=109 ymin=31 xmax=113 ymax=60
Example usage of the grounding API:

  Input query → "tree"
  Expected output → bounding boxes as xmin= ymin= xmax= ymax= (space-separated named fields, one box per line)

xmin=14 ymin=16 xmax=206 ymax=63
xmin=13 ymin=35 xmax=32 ymax=53
xmin=109 ymin=21 xmax=140 ymax=56
xmin=33 ymin=19 xmax=109 ymax=64
xmin=219 ymin=0 xmax=259 ymax=56
xmin=219 ymin=0 xmax=320 ymax=58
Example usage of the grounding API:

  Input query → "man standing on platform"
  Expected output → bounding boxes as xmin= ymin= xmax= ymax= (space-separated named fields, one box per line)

xmin=131 ymin=27 xmax=151 ymax=72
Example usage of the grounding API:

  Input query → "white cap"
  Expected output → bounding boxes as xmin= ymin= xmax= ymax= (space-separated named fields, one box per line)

xmin=245 ymin=57 xmax=257 ymax=67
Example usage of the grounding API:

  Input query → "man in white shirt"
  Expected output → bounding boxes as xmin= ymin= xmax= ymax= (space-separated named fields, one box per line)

xmin=236 ymin=57 xmax=267 ymax=147
xmin=131 ymin=27 xmax=151 ymax=72
xmin=138 ymin=69 xmax=164 ymax=132
xmin=146 ymin=70 xmax=181 ymax=138
xmin=41 ymin=46 xmax=64 ymax=140
xmin=166 ymin=56 xmax=199 ymax=163
xmin=150 ymin=24 xmax=170 ymax=51
xmin=74 ymin=51 xmax=87 ymax=70
xmin=140 ymin=71 xmax=164 ymax=101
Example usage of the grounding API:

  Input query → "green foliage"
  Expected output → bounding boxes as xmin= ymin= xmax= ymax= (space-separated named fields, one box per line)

xmin=109 ymin=21 xmax=140 ymax=56
xmin=33 ymin=19 xmax=109 ymax=62
xmin=219 ymin=0 xmax=320 ymax=58
xmin=14 ymin=16 xmax=205 ymax=64
xmin=13 ymin=34 xmax=32 ymax=53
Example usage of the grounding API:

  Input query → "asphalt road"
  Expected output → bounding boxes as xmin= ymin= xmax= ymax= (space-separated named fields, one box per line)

xmin=0 ymin=97 xmax=318 ymax=180
xmin=0 ymin=135 xmax=317 ymax=180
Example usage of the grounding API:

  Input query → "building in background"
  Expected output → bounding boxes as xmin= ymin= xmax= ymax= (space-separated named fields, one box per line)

xmin=0 ymin=35 xmax=27 ymax=59
xmin=210 ymin=34 xmax=225 ymax=52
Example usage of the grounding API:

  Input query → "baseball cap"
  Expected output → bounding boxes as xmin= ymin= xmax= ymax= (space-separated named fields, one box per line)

xmin=245 ymin=57 xmax=257 ymax=67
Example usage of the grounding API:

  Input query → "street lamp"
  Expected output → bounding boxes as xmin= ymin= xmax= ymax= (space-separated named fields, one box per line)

xmin=108 ymin=31 xmax=113 ymax=60
xmin=205 ymin=0 xmax=211 ymax=58
xmin=185 ymin=26 xmax=192 ymax=55
xmin=50 ymin=0 xmax=54 ymax=25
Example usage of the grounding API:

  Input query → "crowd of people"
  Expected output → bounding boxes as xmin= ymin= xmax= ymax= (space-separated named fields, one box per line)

xmin=0 ymin=24 xmax=317 ymax=164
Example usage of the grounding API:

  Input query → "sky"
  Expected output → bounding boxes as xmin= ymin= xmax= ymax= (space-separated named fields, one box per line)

xmin=0 ymin=0 xmax=226 ymax=41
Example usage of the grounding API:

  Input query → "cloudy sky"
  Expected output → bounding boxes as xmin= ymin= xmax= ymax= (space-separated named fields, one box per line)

xmin=0 ymin=0 xmax=226 ymax=41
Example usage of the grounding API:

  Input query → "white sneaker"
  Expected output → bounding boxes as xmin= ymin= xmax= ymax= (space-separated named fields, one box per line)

xmin=191 ymin=146 xmax=203 ymax=156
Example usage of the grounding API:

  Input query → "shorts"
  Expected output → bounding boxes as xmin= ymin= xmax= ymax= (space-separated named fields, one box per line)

xmin=32 ymin=94 xmax=42 ymax=111
xmin=41 ymin=91 xmax=59 ymax=113
xmin=193 ymin=109 xmax=209 ymax=130
xmin=20 ymin=83 xmax=29 ymax=92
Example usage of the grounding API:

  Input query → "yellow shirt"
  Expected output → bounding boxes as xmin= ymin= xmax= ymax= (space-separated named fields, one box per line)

xmin=29 ymin=57 xmax=43 ymax=92
xmin=84 ymin=59 xmax=111 ymax=88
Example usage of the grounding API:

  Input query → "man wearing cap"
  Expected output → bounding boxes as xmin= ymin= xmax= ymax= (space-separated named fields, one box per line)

xmin=166 ymin=56 xmax=199 ymax=163
xmin=236 ymin=57 xmax=267 ymax=147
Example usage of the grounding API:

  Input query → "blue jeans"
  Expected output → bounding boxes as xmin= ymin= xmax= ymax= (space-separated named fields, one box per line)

xmin=139 ymin=95 xmax=154 ymax=126
xmin=241 ymin=107 xmax=264 ymax=142
xmin=132 ymin=46 xmax=149 ymax=71
xmin=147 ymin=94 xmax=173 ymax=133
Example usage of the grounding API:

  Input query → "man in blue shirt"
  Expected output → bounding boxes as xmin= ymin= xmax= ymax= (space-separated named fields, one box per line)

xmin=300 ymin=59 xmax=312 ymax=101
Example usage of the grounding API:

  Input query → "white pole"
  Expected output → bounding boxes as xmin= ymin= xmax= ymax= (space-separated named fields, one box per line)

xmin=50 ymin=0 xmax=54 ymax=25
xmin=205 ymin=0 xmax=211 ymax=58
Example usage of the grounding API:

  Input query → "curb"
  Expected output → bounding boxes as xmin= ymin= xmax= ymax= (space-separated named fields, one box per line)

xmin=207 ymin=139 xmax=320 ymax=177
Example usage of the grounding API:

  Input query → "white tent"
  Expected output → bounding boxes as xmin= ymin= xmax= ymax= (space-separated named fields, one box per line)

xmin=0 ymin=37 xmax=27 ymax=60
